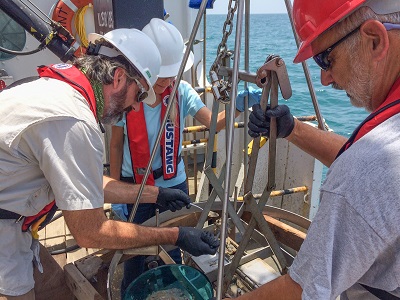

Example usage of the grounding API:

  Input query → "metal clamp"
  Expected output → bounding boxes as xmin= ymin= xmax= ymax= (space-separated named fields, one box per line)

xmin=256 ymin=55 xmax=292 ymax=100
xmin=210 ymin=70 xmax=231 ymax=104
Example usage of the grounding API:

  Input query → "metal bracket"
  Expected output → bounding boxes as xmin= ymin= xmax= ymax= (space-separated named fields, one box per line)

xmin=255 ymin=55 xmax=292 ymax=100
xmin=222 ymin=56 xmax=291 ymax=291
xmin=210 ymin=70 xmax=231 ymax=104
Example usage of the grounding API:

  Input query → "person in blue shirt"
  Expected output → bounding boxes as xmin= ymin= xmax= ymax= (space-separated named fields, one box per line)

xmin=109 ymin=19 xmax=233 ymax=297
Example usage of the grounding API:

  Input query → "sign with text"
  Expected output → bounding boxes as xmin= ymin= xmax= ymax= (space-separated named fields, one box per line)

xmin=93 ymin=0 xmax=163 ymax=33
xmin=93 ymin=0 xmax=114 ymax=35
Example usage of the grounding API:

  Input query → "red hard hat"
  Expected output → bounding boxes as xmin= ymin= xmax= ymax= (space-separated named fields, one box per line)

xmin=293 ymin=0 xmax=367 ymax=63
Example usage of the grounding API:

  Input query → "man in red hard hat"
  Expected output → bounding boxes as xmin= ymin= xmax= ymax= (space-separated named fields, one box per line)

xmin=236 ymin=0 xmax=400 ymax=299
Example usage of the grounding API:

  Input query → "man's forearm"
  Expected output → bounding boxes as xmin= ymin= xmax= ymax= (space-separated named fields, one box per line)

xmin=103 ymin=175 xmax=159 ymax=204
xmin=287 ymin=119 xmax=347 ymax=167
xmin=109 ymin=147 xmax=122 ymax=180
xmin=232 ymin=274 xmax=302 ymax=300
xmin=63 ymin=208 xmax=179 ymax=249
xmin=109 ymin=126 xmax=124 ymax=180
xmin=95 ymin=219 xmax=179 ymax=249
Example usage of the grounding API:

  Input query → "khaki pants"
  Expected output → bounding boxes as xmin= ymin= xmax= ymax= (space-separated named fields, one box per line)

xmin=0 ymin=243 xmax=73 ymax=300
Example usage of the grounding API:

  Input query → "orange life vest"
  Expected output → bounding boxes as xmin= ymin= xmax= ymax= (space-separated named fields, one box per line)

xmin=126 ymin=83 xmax=181 ymax=185
xmin=336 ymin=78 xmax=400 ymax=158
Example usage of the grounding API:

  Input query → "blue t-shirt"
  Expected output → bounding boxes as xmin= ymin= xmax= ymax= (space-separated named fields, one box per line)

xmin=116 ymin=81 xmax=205 ymax=188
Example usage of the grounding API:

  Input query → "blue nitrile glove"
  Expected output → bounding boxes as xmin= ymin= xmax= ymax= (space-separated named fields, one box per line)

xmin=112 ymin=204 xmax=128 ymax=221
xmin=176 ymin=227 xmax=220 ymax=256
xmin=235 ymin=86 xmax=262 ymax=112
xmin=156 ymin=187 xmax=192 ymax=212
xmin=248 ymin=103 xmax=295 ymax=138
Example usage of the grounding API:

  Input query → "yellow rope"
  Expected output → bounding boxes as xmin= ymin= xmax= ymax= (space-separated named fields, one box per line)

xmin=74 ymin=3 xmax=92 ymax=50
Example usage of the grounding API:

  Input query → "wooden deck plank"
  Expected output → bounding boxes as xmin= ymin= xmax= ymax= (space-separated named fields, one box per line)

xmin=64 ymin=263 xmax=104 ymax=300
xmin=263 ymin=215 xmax=306 ymax=251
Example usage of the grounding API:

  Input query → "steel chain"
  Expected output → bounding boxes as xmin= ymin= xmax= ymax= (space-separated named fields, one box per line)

xmin=209 ymin=0 xmax=238 ymax=104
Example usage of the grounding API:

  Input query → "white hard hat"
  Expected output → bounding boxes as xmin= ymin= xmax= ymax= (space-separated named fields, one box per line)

xmin=142 ymin=18 xmax=194 ymax=78
xmin=88 ymin=28 xmax=161 ymax=104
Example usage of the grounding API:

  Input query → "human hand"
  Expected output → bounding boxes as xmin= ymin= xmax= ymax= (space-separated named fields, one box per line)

xmin=235 ymin=86 xmax=262 ymax=112
xmin=175 ymin=227 xmax=220 ymax=256
xmin=156 ymin=187 xmax=192 ymax=212
xmin=248 ymin=103 xmax=294 ymax=138
xmin=111 ymin=204 xmax=128 ymax=221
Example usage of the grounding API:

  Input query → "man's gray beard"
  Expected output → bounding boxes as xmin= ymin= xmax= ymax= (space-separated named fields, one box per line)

xmin=101 ymin=84 xmax=128 ymax=125
xmin=344 ymin=41 xmax=373 ymax=112
xmin=347 ymin=66 xmax=373 ymax=112
xmin=331 ymin=66 xmax=373 ymax=112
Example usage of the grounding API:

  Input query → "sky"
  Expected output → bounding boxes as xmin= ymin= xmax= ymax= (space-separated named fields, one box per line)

xmin=207 ymin=0 xmax=289 ymax=15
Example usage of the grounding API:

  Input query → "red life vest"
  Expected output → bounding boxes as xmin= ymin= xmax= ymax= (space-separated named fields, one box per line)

xmin=336 ymin=78 xmax=400 ymax=158
xmin=17 ymin=63 xmax=98 ymax=232
xmin=37 ymin=63 xmax=97 ymax=117
xmin=126 ymin=83 xmax=181 ymax=185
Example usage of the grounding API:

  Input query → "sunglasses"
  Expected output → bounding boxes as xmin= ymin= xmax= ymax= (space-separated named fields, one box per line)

xmin=313 ymin=22 xmax=400 ymax=71
xmin=134 ymin=79 xmax=148 ymax=103
xmin=313 ymin=26 xmax=360 ymax=71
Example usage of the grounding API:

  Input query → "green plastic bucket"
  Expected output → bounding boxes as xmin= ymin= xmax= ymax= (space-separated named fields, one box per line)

xmin=123 ymin=264 xmax=213 ymax=300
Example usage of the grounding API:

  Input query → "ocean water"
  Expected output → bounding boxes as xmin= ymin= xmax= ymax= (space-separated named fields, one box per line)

xmin=204 ymin=14 xmax=369 ymax=179
xmin=205 ymin=14 xmax=369 ymax=138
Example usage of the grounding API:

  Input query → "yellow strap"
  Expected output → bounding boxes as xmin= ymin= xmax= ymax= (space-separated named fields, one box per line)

xmin=30 ymin=214 xmax=47 ymax=239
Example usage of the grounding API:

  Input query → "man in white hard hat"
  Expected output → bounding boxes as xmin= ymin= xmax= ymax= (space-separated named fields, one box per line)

xmin=0 ymin=28 xmax=219 ymax=300
xmin=232 ymin=0 xmax=400 ymax=299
